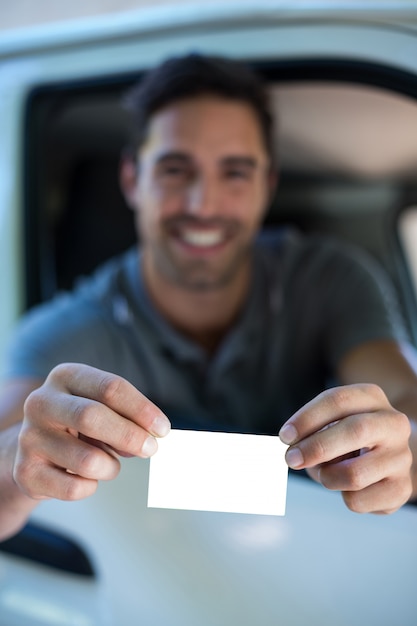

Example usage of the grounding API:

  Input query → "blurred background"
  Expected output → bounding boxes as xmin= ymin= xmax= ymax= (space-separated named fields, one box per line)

xmin=1 ymin=0 xmax=395 ymax=33
xmin=0 ymin=0 xmax=245 ymax=32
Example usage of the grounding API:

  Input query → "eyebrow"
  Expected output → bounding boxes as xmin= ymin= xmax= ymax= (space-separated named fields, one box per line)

xmin=155 ymin=152 xmax=192 ymax=166
xmin=155 ymin=152 xmax=259 ymax=169
xmin=221 ymin=156 xmax=258 ymax=170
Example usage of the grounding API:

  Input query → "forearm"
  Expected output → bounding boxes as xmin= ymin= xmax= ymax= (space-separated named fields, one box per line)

xmin=0 ymin=423 xmax=39 ymax=541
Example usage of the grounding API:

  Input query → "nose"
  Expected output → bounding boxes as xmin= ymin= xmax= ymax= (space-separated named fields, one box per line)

xmin=186 ymin=175 xmax=218 ymax=217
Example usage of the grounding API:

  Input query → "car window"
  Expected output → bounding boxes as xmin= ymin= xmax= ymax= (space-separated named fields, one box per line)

xmin=23 ymin=64 xmax=417 ymax=341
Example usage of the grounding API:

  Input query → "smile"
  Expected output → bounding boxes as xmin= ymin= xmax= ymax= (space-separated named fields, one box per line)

xmin=180 ymin=229 xmax=225 ymax=248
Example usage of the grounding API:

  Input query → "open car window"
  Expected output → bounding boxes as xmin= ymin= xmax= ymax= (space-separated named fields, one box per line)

xmin=23 ymin=61 xmax=417 ymax=343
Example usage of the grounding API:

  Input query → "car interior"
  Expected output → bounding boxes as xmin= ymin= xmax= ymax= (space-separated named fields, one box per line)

xmin=4 ymin=56 xmax=417 ymax=578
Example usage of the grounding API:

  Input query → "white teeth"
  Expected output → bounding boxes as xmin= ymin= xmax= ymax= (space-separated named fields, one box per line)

xmin=181 ymin=230 xmax=224 ymax=247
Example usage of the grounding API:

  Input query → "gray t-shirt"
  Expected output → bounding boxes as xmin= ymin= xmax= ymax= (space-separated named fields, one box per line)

xmin=3 ymin=229 xmax=407 ymax=434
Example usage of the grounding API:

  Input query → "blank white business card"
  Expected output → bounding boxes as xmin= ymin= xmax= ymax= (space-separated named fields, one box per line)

xmin=148 ymin=429 xmax=289 ymax=516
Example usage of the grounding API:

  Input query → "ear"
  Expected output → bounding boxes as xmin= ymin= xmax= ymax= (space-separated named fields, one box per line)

xmin=119 ymin=152 xmax=139 ymax=210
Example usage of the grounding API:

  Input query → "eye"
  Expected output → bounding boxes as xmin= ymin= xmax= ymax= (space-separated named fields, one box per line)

xmin=157 ymin=162 xmax=194 ymax=187
xmin=161 ymin=165 xmax=189 ymax=178
xmin=225 ymin=168 xmax=251 ymax=181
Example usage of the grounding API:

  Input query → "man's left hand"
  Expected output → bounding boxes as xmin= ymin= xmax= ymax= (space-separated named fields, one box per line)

xmin=279 ymin=383 xmax=413 ymax=514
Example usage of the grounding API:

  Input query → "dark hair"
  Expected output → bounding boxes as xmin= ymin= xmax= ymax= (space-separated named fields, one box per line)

xmin=123 ymin=53 xmax=276 ymax=167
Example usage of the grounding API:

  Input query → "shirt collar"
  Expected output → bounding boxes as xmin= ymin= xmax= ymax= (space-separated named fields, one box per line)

xmin=122 ymin=235 xmax=282 ymax=368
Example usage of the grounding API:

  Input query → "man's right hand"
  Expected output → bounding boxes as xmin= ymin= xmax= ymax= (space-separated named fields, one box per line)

xmin=13 ymin=363 xmax=171 ymax=502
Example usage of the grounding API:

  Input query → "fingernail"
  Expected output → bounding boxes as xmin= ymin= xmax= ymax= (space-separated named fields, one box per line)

xmin=151 ymin=415 xmax=171 ymax=438
xmin=279 ymin=423 xmax=298 ymax=445
xmin=142 ymin=436 xmax=158 ymax=457
xmin=286 ymin=447 xmax=304 ymax=468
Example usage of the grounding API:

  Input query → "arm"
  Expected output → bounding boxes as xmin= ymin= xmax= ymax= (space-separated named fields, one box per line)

xmin=279 ymin=339 xmax=416 ymax=514
xmin=0 ymin=364 xmax=171 ymax=540
xmin=0 ymin=379 xmax=44 ymax=540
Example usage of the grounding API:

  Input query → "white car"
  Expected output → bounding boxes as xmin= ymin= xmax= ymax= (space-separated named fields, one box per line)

xmin=1 ymin=2 xmax=417 ymax=625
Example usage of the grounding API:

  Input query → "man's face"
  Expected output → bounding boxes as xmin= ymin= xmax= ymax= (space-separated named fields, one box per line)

xmin=132 ymin=95 xmax=272 ymax=292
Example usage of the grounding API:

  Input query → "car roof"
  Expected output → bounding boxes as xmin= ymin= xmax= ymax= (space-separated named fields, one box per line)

xmin=1 ymin=1 xmax=417 ymax=57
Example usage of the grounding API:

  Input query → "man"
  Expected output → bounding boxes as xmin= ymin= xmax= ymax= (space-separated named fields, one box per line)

xmin=0 ymin=54 xmax=415 ymax=541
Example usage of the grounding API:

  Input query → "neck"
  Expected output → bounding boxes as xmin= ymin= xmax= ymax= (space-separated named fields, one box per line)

xmin=140 ymin=255 xmax=252 ymax=354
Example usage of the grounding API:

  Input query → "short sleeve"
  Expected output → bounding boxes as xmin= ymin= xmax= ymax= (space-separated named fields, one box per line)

xmin=2 ymin=292 xmax=114 ymax=380
xmin=318 ymin=241 xmax=409 ymax=369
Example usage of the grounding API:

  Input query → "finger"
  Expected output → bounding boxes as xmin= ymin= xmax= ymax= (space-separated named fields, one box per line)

xmin=342 ymin=476 xmax=413 ymax=514
xmin=19 ymin=427 xmax=121 ymax=481
xmin=279 ymin=384 xmax=389 ymax=445
xmin=49 ymin=391 xmax=160 ymax=458
xmin=306 ymin=451 xmax=360 ymax=484
xmin=284 ymin=409 xmax=408 ymax=470
xmin=317 ymin=445 xmax=412 ymax=493
xmin=48 ymin=363 xmax=171 ymax=437
xmin=13 ymin=456 xmax=99 ymax=501
xmin=27 ymin=368 xmax=166 ymax=457
xmin=79 ymin=434 xmax=135 ymax=458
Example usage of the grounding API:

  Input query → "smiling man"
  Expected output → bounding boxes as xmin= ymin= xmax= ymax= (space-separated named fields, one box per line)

xmin=0 ymin=53 xmax=416 ymax=539
xmin=126 ymin=94 xmax=272 ymax=351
